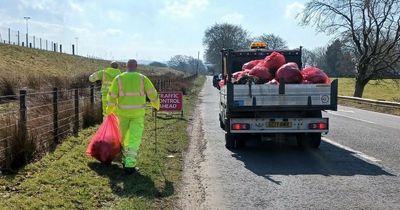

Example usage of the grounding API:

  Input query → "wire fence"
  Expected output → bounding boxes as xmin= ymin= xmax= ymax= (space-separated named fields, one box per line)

xmin=0 ymin=74 xmax=197 ymax=171
xmin=0 ymin=85 xmax=103 ymax=170
xmin=0 ymin=26 xmax=78 ymax=55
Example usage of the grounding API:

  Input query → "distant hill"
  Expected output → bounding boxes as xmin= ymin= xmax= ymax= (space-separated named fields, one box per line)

xmin=137 ymin=60 xmax=154 ymax=65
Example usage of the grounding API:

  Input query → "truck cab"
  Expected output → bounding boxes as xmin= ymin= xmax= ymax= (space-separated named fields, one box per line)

xmin=218 ymin=48 xmax=338 ymax=149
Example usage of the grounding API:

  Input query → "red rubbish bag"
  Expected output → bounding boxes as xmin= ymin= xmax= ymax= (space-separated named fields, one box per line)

xmin=242 ymin=59 xmax=262 ymax=70
xmin=86 ymin=114 xmax=121 ymax=164
xmin=232 ymin=71 xmax=243 ymax=81
xmin=219 ymin=79 xmax=225 ymax=88
xmin=264 ymin=51 xmax=286 ymax=73
xmin=275 ymin=62 xmax=303 ymax=84
xmin=301 ymin=66 xmax=331 ymax=84
xmin=249 ymin=65 xmax=273 ymax=81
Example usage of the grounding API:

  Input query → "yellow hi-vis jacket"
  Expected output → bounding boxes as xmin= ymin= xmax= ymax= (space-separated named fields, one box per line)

xmin=107 ymin=72 xmax=160 ymax=118
xmin=89 ymin=67 xmax=121 ymax=95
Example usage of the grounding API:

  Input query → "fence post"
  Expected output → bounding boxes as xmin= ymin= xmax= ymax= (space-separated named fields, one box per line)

xmin=90 ymin=85 xmax=95 ymax=106
xmin=18 ymin=90 xmax=27 ymax=157
xmin=73 ymin=89 xmax=79 ymax=137
xmin=17 ymin=31 xmax=20 ymax=46
xmin=33 ymin=36 xmax=35 ymax=48
xmin=22 ymin=42 xmax=24 ymax=47
xmin=53 ymin=88 xmax=59 ymax=143
xmin=25 ymin=33 xmax=28 ymax=48
xmin=59 ymin=44 xmax=62 ymax=53
xmin=53 ymin=43 xmax=56 ymax=52
xmin=46 ymin=40 xmax=48 ymax=50
xmin=72 ymin=44 xmax=75 ymax=55
xmin=40 ymin=38 xmax=42 ymax=50
xmin=8 ymin=28 xmax=11 ymax=44
xmin=29 ymin=43 xmax=32 ymax=48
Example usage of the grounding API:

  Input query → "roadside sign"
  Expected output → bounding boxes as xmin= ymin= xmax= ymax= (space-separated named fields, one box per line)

xmin=159 ymin=91 xmax=183 ymax=111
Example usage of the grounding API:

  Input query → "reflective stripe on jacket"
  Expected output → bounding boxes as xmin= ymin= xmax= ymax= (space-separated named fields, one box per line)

xmin=107 ymin=72 xmax=160 ymax=118
xmin=89 ymin=67 xmax=121 ymax=95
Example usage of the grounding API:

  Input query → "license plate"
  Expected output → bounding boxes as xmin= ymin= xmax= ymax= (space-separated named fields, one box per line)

xmin=266 ymin=121 xmax=292 ymax=128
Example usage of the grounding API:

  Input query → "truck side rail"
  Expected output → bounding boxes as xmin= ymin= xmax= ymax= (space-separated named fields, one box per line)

xmin=221 ymin=79 xmax=338 ymax=111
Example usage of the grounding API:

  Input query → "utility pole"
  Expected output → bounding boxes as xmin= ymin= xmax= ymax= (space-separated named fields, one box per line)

xmin=23 ymin=16 xmax=31 ymax=47
xmin=196 ymin=51 xmax=200 ymax=75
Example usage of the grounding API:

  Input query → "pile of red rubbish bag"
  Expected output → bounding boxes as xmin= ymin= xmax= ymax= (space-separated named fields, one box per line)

xmin=220 ymin=51 xmax=331 ymax=88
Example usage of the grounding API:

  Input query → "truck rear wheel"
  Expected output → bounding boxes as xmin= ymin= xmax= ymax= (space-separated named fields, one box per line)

xmin=225 ymin=133 xmax=245 ymax=149
xmin=219 ymin=115 xmax=225 ymax=130
xmin=297 ymin=133 xmax=321 ymax=149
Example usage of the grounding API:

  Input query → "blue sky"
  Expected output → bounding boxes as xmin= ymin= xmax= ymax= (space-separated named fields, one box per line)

xmin=0 ymin=0 xmax=333 ymax=62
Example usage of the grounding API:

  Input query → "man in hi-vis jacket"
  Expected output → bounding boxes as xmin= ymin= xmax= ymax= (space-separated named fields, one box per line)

xmin=106 ymin=59 xmax=160 ymax=174
xmin=89 ymin=61 xmax=121 ymax=116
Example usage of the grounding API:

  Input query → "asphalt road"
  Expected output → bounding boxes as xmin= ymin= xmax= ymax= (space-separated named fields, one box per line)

xmin=190 ymin=76 xmax=400 ymax=209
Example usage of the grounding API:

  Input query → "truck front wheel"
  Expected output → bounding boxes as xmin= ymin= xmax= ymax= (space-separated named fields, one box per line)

xmin=225 ymin=133 xmax=245 ymax=149
xmin=297 ymin=133 xmax=321 ymax=149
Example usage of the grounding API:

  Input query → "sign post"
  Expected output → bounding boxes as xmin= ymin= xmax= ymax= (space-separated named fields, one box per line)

xmin=159 ymin=91 xmax=184 ymax=117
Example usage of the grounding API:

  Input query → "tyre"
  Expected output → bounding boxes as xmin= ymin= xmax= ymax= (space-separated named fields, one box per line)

xmin=297 ymin=111 xmax=322 ymax=149
xmin=225 ymin=133 xmax=245 ymax=149
xmin=297 ymin=133 xmax=321 ymax=149
xmin=219 ymin=115 xmax=225 ymax=130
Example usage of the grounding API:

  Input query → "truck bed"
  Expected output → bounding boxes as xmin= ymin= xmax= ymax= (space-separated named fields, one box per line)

xmin=221 ymin=80 xmax=337 ymax=111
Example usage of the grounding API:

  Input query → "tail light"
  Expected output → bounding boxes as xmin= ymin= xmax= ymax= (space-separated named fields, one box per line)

xmin=231 ymin=123 xmax=250 ymax=130
xmin=308 ymin=122 xmax=328 ymax=130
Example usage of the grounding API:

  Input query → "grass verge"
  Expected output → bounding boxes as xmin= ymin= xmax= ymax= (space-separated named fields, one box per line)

xmin=335 ymin=78 xmax=400 ymax=116
xmin=336 ymin=78 xmax=400 ymax=102
xmin=339 ymin=98 xmax=400 ymax=116
xmin=0 ymin=76 xmax=206 ymax=210
xmin=0 ymin=43 xmax=183 ymax=91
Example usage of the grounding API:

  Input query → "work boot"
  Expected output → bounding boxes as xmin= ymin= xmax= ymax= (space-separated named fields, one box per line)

xmin=123 ymin=167 xmax=137 ymax=175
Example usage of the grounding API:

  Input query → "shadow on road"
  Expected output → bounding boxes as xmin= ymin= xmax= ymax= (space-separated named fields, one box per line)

xmin=88 ymin=162 xmax=174 ymax=198
xmin=231 ymin=140 xmax=395 ymax=184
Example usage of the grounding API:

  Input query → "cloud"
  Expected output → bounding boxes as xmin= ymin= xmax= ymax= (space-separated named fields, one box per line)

xmin=285 ymin=2 xmax=305 ymax=20
xmin=160 ymin=0 xmax=209 ymax=18
xmin=18 ymin=0 xmax=57 ymax=11
xmin=17 ymin=0 xmax=85 ymax=17
xmin=106 ymin=10 xmax=126 ymax=22
xmin=221 ymin=13 xmax=244 ymax=24
xmin=69 ymin=1 xmax=84 ymax=13
xmin=104 ymin=28 xmax=123 ymax=36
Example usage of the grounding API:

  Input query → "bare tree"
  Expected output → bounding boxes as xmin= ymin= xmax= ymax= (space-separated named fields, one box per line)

xmin=203 ymin=23 xmax=251 ymax=72
xmin=167 ymin=55 xmax=206 ymax=74
xmin=258 ymin=33 xmax=288 ymax=50
xmin=301 ymin=0 xmax=400 ymax=97
xmin=302 ymin=48 xmax=317 ymax=68
xmin=167 ymin=55 xmax=188 ymax=72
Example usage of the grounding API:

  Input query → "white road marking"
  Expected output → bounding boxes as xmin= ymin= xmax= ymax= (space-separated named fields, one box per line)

xmin=326 ymin=111 xmax=376 ymax=124
xmin=322 ymin=137 xmax=381 ymax=162
xmin=338 ymin=109 xmax=355 ymax=113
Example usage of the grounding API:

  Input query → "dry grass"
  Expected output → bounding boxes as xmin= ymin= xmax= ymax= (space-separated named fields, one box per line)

xmin=0 ymin=43 xmax=183 ymax=90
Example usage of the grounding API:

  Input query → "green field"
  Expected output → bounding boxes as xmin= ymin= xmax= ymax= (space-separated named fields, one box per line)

xmin=0 ymin=76 xmax=206 ymax=210
xmin=336 ymin=78 xmax=400 ymax=102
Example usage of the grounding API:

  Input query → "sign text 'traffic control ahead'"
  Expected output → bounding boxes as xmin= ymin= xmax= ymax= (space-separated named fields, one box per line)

xmin=159 ymin=92 xmax=183 ymax=111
